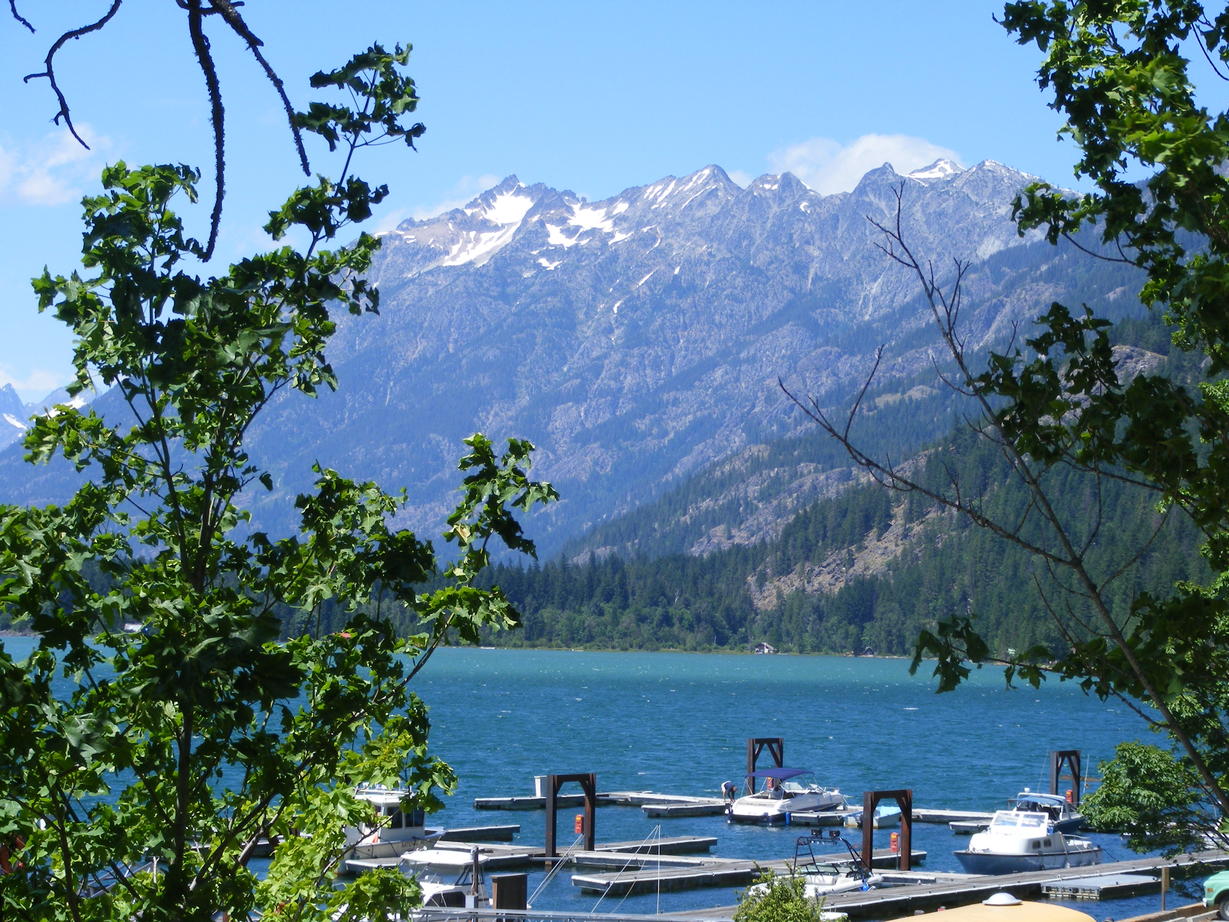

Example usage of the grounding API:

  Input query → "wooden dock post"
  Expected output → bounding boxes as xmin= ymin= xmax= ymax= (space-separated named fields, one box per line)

xmin=1049 ymin=750 xmax=1083 ymax=805
xmin=543 ymin=773 xmax=596 ymax=858
xmin=860 ymin=789 xmax=913 ymax=872
xmin=745 ymin=738 xmax=784 ymax=793
xmin=491 ymin=873 xmax=528 ymax=911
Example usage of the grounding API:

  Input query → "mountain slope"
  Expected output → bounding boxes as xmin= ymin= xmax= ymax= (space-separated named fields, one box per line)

xmin=0 ymin=159 xmax=1145 ymax=558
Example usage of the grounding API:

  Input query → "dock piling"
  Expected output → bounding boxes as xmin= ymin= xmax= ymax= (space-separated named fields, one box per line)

xmin=861 ymin=789 xmax=913 ymax=872
xmin=542 ymin=773 xmax=596 ymax=857
xmin=745 ymin=738 xmax=784 ymax=794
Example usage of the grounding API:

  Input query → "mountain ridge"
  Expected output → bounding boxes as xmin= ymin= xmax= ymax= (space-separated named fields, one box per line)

xmin=0 ymin=158 xmax=1141 ymax=561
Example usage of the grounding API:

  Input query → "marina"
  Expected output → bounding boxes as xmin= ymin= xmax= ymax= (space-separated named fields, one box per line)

xmin=13 ymin=642 xmax=1218 ymax=922
xmin=351 ymin=797 xmax=1229 ymax=919
xmin=348 ymin=770 xmax=1229 ymax=917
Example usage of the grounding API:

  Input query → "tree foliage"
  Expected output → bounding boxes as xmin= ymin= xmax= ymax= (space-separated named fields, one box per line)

xmin=1082 ymin=742 xmax=1206 ymax=852
xmin=734 ymin=872 xmax=830 ymax=922
xmin=786 ymin=0 xmax=1229 ymax=848
xmin=0 ymin=43 xmax=554 ymax=921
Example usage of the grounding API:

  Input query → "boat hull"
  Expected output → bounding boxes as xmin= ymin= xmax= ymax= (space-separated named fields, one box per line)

xmin=727 ymin=791 xmax=845 ymax=824
xmin=953 ymin=843 xmax=1102 ymax=875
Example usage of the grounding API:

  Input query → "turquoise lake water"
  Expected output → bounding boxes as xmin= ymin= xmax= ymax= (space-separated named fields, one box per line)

xmin=412 ymin=647 xmax=1178 ymax=919
xmin=4 ymin=638 xmax=1192 ymax=919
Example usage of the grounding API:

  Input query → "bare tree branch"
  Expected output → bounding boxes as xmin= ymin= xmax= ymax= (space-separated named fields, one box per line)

xmin=8 ymin=1 xmax=33 ymax=32
xmin=204 ymin=0 xmax=310 ymax=176
xmin=16 ymin=0 xmax=314 ymax=259
xmin=22 ymin=0 xmax=124 ymax=149
xmin=186 ymin=0 xmax=225 ymax=259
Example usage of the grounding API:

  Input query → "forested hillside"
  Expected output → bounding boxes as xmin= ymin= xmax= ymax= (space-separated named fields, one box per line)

xmin=480 ymin=315 xmax=1203 ymax=656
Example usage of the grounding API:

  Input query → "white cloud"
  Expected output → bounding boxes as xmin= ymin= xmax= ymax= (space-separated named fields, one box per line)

xmin=768 ymin=134 xmax=962 ymax=195
xmin=402 ymin=174 xmax=503 ymax=223
xmin=372 ymin=206 xmax=417 ymax=237
xmin=0 ymin=125 xmax=112 ymax=206
xmin=726 ymin=169 xmax=753 ymax=188
xmin=0 ymin=365 xmax=70 ymax=404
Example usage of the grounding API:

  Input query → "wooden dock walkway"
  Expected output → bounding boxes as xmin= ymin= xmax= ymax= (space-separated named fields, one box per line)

xmin=474 ymin=790 xmax=728 ymax=811
xmin=676 ymin=848 xmax=1229 ymax=919
xmin=570 ymin=846 xmax=926 ymax=896
xmin=344 ymin=835 xmax=717 ymax=876
xmin=473 ymin=790 xmax=995 ymax=828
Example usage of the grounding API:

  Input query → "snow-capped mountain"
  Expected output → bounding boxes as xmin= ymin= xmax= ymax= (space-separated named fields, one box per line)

xmin=0 ymin=159 xmax=1142 ymax=556
xmin=0 ymin=385 xmax=91 ymax=451
xmin=0 ymin=384 xmax=26 ymax=450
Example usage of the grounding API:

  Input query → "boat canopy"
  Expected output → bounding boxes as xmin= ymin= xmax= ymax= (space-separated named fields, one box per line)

xmin=1016 ymin=791 xmax=1067 ymax=805
xmin=746 ymin=767 xmax=811 ymax=781
xmin=400 ymin=848 xmax=481 ymax=869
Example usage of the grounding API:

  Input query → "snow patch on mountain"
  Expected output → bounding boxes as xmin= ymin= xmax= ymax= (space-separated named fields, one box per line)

xmin=545 ymin=223 xmax=581 ymax=248
xmin=570 ymin=203 xmax=617 ymax=233
xmin=440 ymin=223 xmax=521 ymax=267
xmin=907 ymin=158 xmax=963 ymax=182
xmin=438 ymin=187 xmax=539 ymax=267
xmin=641 ymin=166 xmax=731 ymax=210
xmin=470 ymin=188 xmax=535 ymax=225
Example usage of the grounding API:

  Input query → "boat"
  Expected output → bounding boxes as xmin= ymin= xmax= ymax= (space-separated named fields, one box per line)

xmin=1012 ymin=789 xmax=1085 ymax=832
xmin=948 ymin=818 xmax=990 ymax=835
xmin=344 ymin=784 xmax=445 ymax=856
xmin=844 ymin=803 xmax=902 ymax=829
xmin=397 ymin=846 xmax=490 ymax=908
xmin=747 ymin=830 xmax=881 ymax=899
xmin=726 ymin=767 xmax=845 ymax=824
xmin=953 ymin=809 xmax=1102 ymax=874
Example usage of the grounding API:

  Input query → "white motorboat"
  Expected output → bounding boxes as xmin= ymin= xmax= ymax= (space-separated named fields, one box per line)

xmin=950 ymin=790 xmax=1084 ymax=836
xmin=748 ymin=831 xmax=881 ymax=900
xmin=954 ymin=809 xmax=1102 ymax=874
xmin=726 ymin=767 xmax=845 ymax=824
xmin=398 ymin=846 xmax=489 ymax=908
xmin=1012 ymin=789 xmax=1085 ymax=832
xmin=344 ymin=784 xmax=445 ymax=853
xmin=844 ymin=803 xmax=902 ymax=829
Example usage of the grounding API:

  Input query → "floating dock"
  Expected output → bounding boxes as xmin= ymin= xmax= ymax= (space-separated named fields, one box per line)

xmin=474 ymin=790 xmax=996 ymax=829
xmin=642 ymin=798 xmax=728 ymax=818
xmin=715 ymin=849 xmax=1229 ymax=919
xmin=441 ymin=824 xmax=521 ymax=842
xmin=1042 ymin=872 xmax=1161 ymax=900
xmin=570 ymin=846 xmax=926 ymax=896
xmin=343 ymin=835 xmax=717 ymax=876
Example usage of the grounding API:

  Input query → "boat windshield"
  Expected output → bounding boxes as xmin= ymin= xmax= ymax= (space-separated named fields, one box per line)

xmin=991 ymin=810 xmax=1048 ymax=830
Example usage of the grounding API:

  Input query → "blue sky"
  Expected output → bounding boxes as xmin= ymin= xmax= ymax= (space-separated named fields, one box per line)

xmin=1 ymin=1 xmax=1078 ymax=401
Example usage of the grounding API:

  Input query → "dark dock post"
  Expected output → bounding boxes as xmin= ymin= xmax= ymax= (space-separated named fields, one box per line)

xmin=745 ymin=738 xmax=784 ymax=793
xmin=860 ymin=788 xmax=912 ymax=872
xmin=1049 ymin=750 xmax=1082 ymax=805
xmin=491 ymin=873 xmax=528 ymax=912
xmin=543 ymin=772 xmax=596 ymax=858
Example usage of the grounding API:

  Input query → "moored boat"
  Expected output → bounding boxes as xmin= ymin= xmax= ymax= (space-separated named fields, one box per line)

xmin=343 ymin=783 xmax=445 ymax=866
xmin=398 ymin=846 xmax=490 ymax=908
xmin=845 ymin=802 xmax=902 ymax=829
xmin=747 ymin=830 xmax=881 ymax=899
xmin=954 ymin=810 xmax=1101 ymax=874
xmin=1012 ymin=789 xmax=1085 ymax=832
xmin=725 ymin=767 xmax=845 ymax=824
